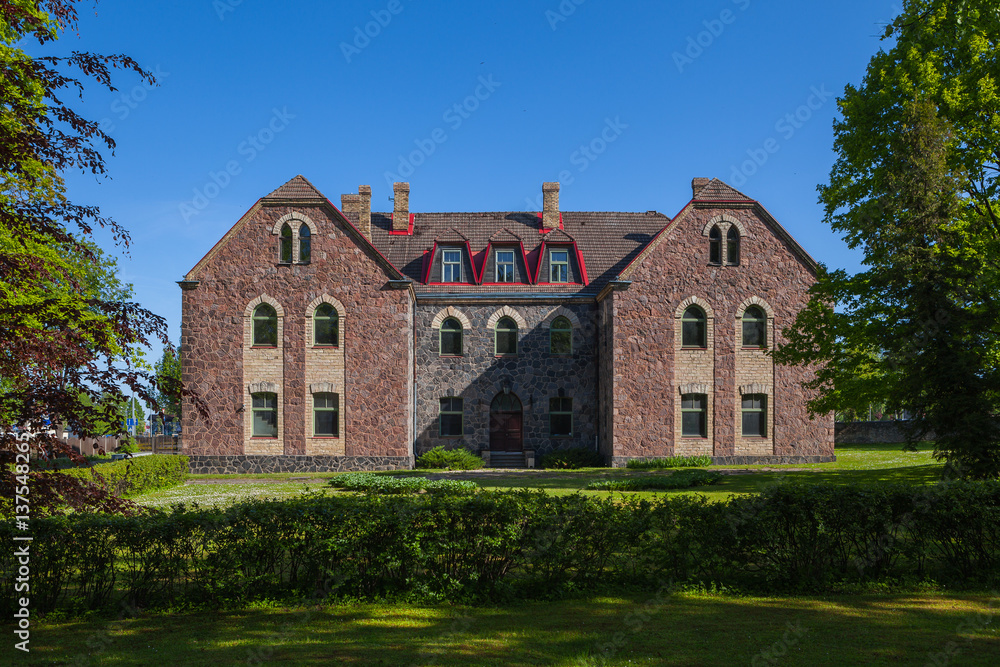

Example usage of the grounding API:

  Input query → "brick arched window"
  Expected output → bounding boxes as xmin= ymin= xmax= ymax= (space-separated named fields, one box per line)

xmin=681 ymin=306 xmax=706 ymax=348
xmin=550 ymin=316 xmax=572 ymax=355
xmin=299 ymin=223 xmax=311 ymax=263
xmin=252 ymin=304 xmax=278 ymax=347
xmin=709 ymin=225 xmax=722 ymax=264
xmin=726 ymin=227 xmax=740 ymax=265
xmin=279 ymin=224 xmax=292 ymax=264
xmin=439 ymin=317 xmax=463 ymax=356
xmin=495 ymin=316 xmax=518 ymax=355
xmin=314 ymin=303 xmax=339 ymax=347
xmin=742 ymin=306 xmax=766 ymax=348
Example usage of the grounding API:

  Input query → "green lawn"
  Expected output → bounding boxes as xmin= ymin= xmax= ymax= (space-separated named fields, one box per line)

xmin=22 ymin=592 xmax=999 ymax=666
xmin=137 ymin=442 xmax=943 ymax=508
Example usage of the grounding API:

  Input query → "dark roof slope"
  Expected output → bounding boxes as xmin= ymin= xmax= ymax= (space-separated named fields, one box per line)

xmin=264 ymin=175 xmax=326 ymax=201
xmin=362 ymin=210 xmax=669 ymax=295
xmin=694 ymin=178 xmax=754 ymax=202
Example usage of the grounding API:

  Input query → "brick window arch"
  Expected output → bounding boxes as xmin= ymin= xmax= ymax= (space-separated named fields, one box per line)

xmin=272 ymin=212 xmax=319 ymax=265
xmin=439 ymin=317 xmax=463 ymax=356
xmin=252 ymin=304 xmax=278 ymax=347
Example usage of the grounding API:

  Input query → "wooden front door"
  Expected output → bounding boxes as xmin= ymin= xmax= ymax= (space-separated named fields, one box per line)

xmin=489 ymin=393 xmax=523 ymax=452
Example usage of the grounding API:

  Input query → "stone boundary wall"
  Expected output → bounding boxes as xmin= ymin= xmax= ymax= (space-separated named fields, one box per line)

xmin=188 ymin=455 xmax=414 ymax=475
xmin=835 ymin=421 xmax=925 ymax=444
xmin=610 ymin=455 xmax=835 ymax=468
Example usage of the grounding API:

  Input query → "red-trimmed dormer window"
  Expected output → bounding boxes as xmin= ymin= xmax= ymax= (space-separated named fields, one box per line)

xmin=442 ymin=249 xmax=462 ymax=282
xmin=496 ymin=249 xmax=515 ymax=283
xmin=549 ymin=248 xmax=570 ymax=283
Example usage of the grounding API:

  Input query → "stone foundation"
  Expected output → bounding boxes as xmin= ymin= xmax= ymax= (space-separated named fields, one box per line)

xmin=610 ymin=454 xmax=835 ymax=468
xmin=188 ymin=455 xmax=414 ymax=475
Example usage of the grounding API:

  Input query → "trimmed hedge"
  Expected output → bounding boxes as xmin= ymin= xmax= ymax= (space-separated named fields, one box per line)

xmin=416 ymin=446 xmax=483 ymax=470
xmin=587 ymin=469 xmax=722 ymax=491
xmin=60 ymin=455 xmax=188 ymax=498
xmin=538 ymin=447 xmax=604 ymax=469
xmin=329 ymin=473 xmax=479 ymax=495
xmin=625 ymin=455 xmax=713 ymax=469
xmin=4 ymin=480 xmax=999 ymax=614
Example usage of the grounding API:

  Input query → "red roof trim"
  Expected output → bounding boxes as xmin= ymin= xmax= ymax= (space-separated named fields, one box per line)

xmin=426 ymin=240 xmax=478 ymax=284
xmin=535 ymin=212 xmax=564 ymax=232
xmin=388 ymin=213 xmax=415 ymax=235
xmin=534 ymin=239 xmax=586 ymax=285
xmin=421 ymin=244 xmax=436 ymax=284
xmin=479 ymin=240 xmax=532 ymax=285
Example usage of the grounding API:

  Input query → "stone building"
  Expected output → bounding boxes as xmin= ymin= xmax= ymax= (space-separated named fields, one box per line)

xmin=179 ymin=175 xmax=834 ymax=473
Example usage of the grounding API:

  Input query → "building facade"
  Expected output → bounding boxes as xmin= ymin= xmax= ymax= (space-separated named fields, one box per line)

xmin=179 ymin=175 xmax=834 ymax=473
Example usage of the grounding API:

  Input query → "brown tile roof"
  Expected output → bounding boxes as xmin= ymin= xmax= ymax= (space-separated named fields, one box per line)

xmin=489 ymin=228 xmax=522 ymax=243
xmin=363 ymin=210 xmax=669 ymax=294
xmin=694 ymin=178 xmax=754 ymax=202
xmin=264 ymin=175 xmax=326 ymax=201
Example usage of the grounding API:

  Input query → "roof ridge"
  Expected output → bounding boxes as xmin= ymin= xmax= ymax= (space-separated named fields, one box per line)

xmin=264 ymin=174 xmax=326 ymax=200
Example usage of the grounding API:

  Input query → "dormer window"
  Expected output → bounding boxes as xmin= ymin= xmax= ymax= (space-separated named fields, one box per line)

xmin=496 ymin=250 xmax=515 ymax=282
xmin=442 ymin=249 xmax=462 ymax=282
xmin=550 ymin=249 xmax=569 ymax=283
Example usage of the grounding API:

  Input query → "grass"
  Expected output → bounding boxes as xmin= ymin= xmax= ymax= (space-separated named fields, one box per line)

xmin=20 ymin=592 xmax=1000 ymax=666
xmin=135 ymin=442 xmax=945 ymax=508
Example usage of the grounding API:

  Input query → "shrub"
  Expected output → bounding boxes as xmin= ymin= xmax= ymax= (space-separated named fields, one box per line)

xmin=328 ymin=473 xmax=479 ymax=495
xmin=587 ymin=469 xmax=722 ymax=491
xmin=60 ymin=454 xmax=188 ymax=498
xmin=625 ymin=455 xmax=712 ymax=469
xmin=538 ymin=447 xmax=604 ymax=469
xmin=6 ymin=481 xmax=1000 ymax=615
xmin=416 ymin=446 xmax=483 ymax=470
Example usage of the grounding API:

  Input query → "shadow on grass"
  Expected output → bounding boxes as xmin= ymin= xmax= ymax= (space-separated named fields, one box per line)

xmin=24 ymin=592 xmax=1000 ymax=666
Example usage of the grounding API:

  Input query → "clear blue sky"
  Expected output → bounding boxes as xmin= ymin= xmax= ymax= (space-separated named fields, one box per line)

xmin=52 ymin=0 xmax=901 ymax=367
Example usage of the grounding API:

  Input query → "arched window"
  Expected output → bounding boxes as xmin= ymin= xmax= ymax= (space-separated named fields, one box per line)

xmin=550 ymin=316 xmax=572 ymax=355
xmin=681 ymin=306 xmax=706 ymax=348
xmin=279 ymin=224 xmax=292 ymax=263
xmin=252 ymin=304 xmax=278 ymax=347
xmin=709 ymin=225 xmax=722 ymax=264
xmin=299 ymin=223 xmax=311 ymax=263
xmin=439 ymin=317 xmax=463 ymax=356
xmin=251 ymin=392 xmax=278 ymax=438
xmin=726 ymin=227 xmax=740 ymax=265
xmin=742 ymin=306 xmax=766 ymax=348
xmin=314 ymin=303 xmax=339 ymax=347
xmin=495 ymin=316 xmax=518 ymax=355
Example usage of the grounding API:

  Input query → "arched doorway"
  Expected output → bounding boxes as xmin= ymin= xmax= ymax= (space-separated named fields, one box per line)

xmin=489 ymin=392 xmax=523 ymax=452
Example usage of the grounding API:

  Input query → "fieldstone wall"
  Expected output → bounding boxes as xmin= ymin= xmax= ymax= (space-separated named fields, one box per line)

xmin=610 ymin=202 xmax=834 ymax=459
xmin=188 ymin=455 xmax=413 ymax=475
xmin=181 ymin=202 xmax=413 ymax=459
xmin=835 ymin=421 xmax=926 ymax=444
xmin=610 ymin=455 xmax=835 ymax=468
xmin=413 ymin=302 xmax=598 ymax=458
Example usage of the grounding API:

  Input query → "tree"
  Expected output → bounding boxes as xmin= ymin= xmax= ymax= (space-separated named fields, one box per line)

xmin=775 ymin=0 xmax=1000 ymax=479
xmin=152 ymin=342 xmax=182 ymax=420
xmin=0 ymin=1 xmax=202 ymax=513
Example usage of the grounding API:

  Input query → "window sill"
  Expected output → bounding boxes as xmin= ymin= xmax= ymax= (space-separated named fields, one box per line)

xmin=681 ymin=346 xmax=708 ymax=350
xmin=494 ymin=354 xmax=518 ymax=358
xmin=250 ymin=436 xmax=279 ymax=440
xmin=438 ymin=355 xmax=464 ymax=359
xmin=681 ymin=436 xmax=708 ymax=439
xmin=311 ymin=436 xmax=339 ymax=439
xmin=250 ymin=345 xmax=278 ymax=350
xmin=741 ymin=347 xmax=767 ymax=350
xmin=313 ymin=345 xmax=340 ymax=349
xmin=438 ymin=435 xmax=465 ymax=439
xmin=741 ymin=435 xmax=769 ymax=439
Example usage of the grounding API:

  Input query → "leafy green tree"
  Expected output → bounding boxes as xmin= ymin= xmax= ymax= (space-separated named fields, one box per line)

xmin=0 ymin=1 xmax=201 ymax=513
xmin=152 ymin=343 xmax=182 ymax=419
xmin=775 ymin=0 xmax=1000 ymax=479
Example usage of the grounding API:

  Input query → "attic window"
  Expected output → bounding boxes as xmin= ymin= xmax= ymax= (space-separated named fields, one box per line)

xmin=550 ymin=249 xmax=569 ymax=283
xmin=442 ymin=249 xmax=462 ymax=282
xmin=496 ymin=250 xmax=515 ymax=282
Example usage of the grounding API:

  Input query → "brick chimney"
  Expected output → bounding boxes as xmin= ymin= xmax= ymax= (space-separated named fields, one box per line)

xmin=542 ymin=182 xmax=560 ymax=229
xmin=691 ymin=177 xmax=710 ymax=198
xmin=392 ymin=182 xmax=410 ymax=232
xmin=358 ymin=185 xmax=372 ymax=239
xmin=341 ymin=193 xmax=360 ymax=215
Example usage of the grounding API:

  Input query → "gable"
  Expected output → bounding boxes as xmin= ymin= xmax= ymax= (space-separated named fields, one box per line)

xmin=184 ymin=176 xmax=406 ymax=282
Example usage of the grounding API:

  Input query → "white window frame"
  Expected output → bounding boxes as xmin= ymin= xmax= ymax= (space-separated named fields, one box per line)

xmin=442 ymin=249 xmax=462 ymax=283
xmin=550 ymin=249 xmax=569 ymax=283
xmin=496 ymin=249 xmax=515 ymax=283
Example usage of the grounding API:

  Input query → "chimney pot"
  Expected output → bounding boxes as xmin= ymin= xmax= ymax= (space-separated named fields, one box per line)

xmin=692 ymin=177 xmax=710 ymax=198
xmin=392 ymin=182 xmax=410 ymax=232
xmin=542 ymin=182 xmax=560 ymax=229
